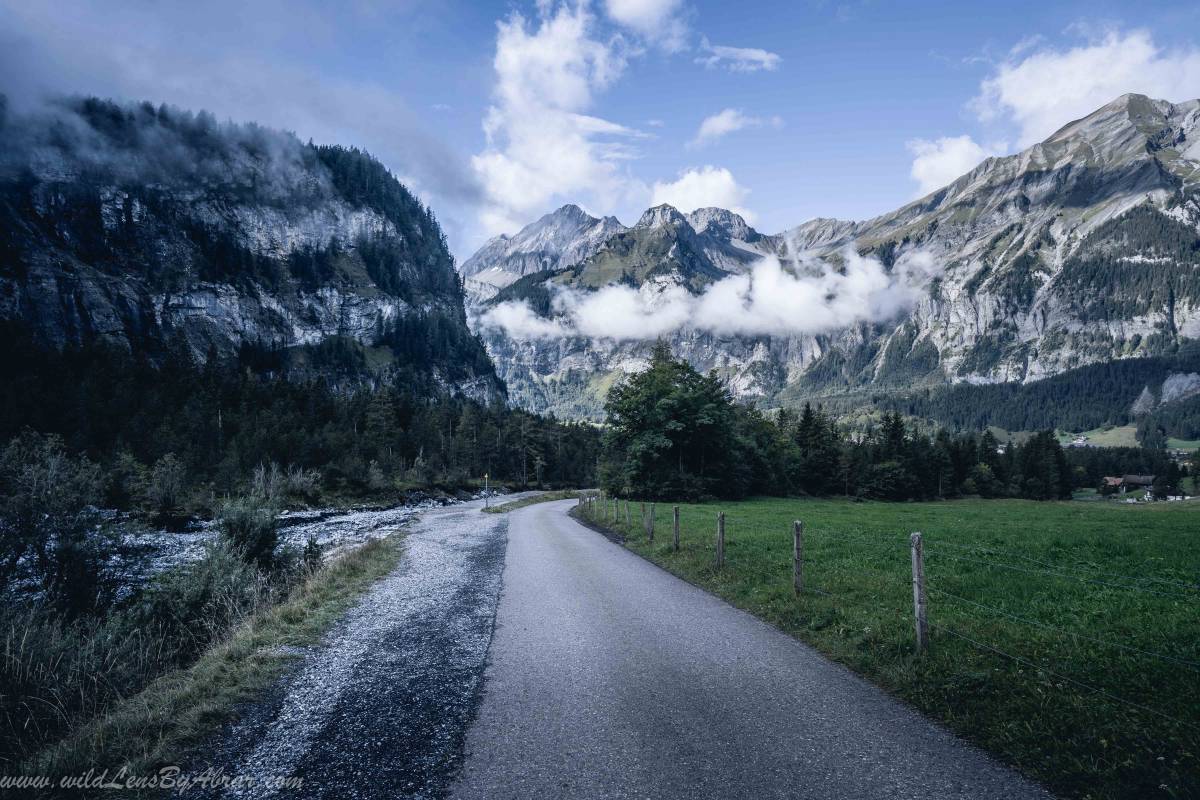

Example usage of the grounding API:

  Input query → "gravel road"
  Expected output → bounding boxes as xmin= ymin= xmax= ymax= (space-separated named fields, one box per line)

xmin=194 ymin=497 xmax=518 ymax=799
xmin=450 ymin=499 xmax=1052 ymax=800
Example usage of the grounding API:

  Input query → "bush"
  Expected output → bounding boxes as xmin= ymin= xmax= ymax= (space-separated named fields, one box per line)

xmin=0 ymin=431 xmax=111 ymax=615
xmin=251 ymin=462 xmax=321 ymax=505
xmin=219 ymin=495 xmax=279 ymax=567
xmin=145 ymin=453 xmax=186 ymax=516
xmin=0 ymin=540 xmax=268 ymax=767
xmin=131 ymin=539 xmax=268 ymax=657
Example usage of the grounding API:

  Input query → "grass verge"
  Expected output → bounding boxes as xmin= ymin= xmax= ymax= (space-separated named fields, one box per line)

xmin=580 ymin=495 xmax=1199 ymax=800
xmin=481 ymin=489 xmax=580 ymax=514
xmin=23 ymin=535 xmax=405 ymax=794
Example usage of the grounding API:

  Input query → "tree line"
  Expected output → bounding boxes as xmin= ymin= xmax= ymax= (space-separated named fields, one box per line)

xmin=0 ymin=324 xmax=600 ymax=521
xmin=600 ymin=344 xmax=1186 ymax=502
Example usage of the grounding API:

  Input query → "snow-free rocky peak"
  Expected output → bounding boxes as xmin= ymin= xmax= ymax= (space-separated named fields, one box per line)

xmin=468 ymin=92 xmax=1200 ymax=421
xmin=459 ymin=204 xmax=627 ymax=294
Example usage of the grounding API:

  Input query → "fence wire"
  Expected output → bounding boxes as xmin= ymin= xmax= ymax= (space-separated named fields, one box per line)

xmin=924 ymin=548 xmax=1191 ymax=600
xmin=929 ymin=621 xmax=1197 ymax=730
xmin=927 ymin=583 xmax=1200 ymax=671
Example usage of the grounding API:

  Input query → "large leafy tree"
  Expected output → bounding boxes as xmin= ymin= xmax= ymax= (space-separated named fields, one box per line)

xmin=601 ymin=342 xmax=739 ymax=500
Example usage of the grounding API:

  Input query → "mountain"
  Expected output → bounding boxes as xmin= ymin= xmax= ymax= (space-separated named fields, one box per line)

xmin=460 ymin=204 xmax=625 ymax=299
xmin=464 ymin=93 xmax=1200 ymax=423
xmin=0 ymin=96 xmax=502 ymax=400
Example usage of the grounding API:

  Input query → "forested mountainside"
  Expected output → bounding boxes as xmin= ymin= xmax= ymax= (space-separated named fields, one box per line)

xmin=0 ymin=95 xmax=500 ymax=398
xmin=464 ymin=93 xmax=1200 ymax=427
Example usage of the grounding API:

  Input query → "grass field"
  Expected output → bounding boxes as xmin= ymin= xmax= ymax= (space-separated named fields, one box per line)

xmin=581 ymin=496 xmax=1200 ymax=799
xmin=1056 ymin=425 xmax=1200 ymax=451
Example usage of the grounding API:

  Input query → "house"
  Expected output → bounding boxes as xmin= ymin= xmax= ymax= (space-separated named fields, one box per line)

xmin=1120 ymin=475 xmax=1155 ymax=493
xmin=1102 ymin=475 xmax=1155 ymax=494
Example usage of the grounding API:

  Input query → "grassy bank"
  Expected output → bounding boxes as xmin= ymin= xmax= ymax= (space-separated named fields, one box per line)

xmin=481 ymin=490 xmax=580 ymax=514
xmin=20 ymin=535 xmax=405 ymax=794
xmin=581 ymin=496 xmax=1199 ymax=799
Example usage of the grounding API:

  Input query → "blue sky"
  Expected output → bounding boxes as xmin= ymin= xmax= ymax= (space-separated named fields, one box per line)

xmin=3 ymin=0 xmax=1200 ymax=258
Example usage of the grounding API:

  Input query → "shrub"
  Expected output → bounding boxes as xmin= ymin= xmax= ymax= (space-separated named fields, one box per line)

xmin=130 ymin=539 xmax=267 ymax=658
xmin=219 ymin=495 xmax=279 ymax=568
xmin=0 ymin=540 xmax=267 ymax=767
xmin=145 ymin=453 xmax=186 ymax=516
xmin=251 ymin=462 xmax=321 ymax=504
xmin=0 ymin=431 xmax=111 ymax=615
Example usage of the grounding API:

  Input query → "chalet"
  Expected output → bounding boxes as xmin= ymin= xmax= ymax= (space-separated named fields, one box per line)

xmin=1102 ymin=475 xmax=1155 ymax=494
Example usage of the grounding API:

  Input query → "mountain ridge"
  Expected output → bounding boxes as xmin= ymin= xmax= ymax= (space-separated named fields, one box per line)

xmin=0 ymin=95 xmax=503 ymax=400
xmin=463 ymin=92 xmax=1200 ymax=421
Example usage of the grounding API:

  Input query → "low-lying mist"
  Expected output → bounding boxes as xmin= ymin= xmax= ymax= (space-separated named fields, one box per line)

xmin=478 ymin=246 xmax=940 ymax=341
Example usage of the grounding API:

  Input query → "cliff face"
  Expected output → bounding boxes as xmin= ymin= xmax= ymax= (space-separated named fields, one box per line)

xmin=460 ymin=203 xmax=626 ymax=301
xmin=466 ymin=93 xmax=1200 ymax=420
xmin=0 ymin=96 xmax=502 ymax=400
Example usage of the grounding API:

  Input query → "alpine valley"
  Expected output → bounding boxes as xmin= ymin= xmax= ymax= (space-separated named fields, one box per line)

xmin=463 ymin=93 xmax=1200 ymax=440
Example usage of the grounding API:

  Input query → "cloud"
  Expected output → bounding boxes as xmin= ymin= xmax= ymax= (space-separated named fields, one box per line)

xmin=650 ymin=166 xmax=753 ymax=220
xmin=479 ymin=246 xmax=940 ymax=341
xmin=971 ymin=28 xmax=1200 ymax=146
xmin=906 ymin=135 xmax=1005 ymax=196
xmin=0 ymin=0 xmax=484 ymax=250
xmin=477 ymin=299 xmax=569 ymax=340
xmin=689 ymin=108 xmax=781 ymax=148
xmin=603 ymin=0 xmax=687 ymax=52
xmin=695 ymin=37 xmax=781 ymax=72
xmin=472 ymin=4 xmax=645 ymax=237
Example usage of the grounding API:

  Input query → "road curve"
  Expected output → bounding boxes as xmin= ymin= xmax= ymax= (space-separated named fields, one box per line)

xmin=451 ymin=499 xmax=1050 ymax=800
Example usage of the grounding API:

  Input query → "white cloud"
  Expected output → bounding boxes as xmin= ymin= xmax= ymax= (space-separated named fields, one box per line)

xmin=695 ymin=37 xmax=781 ymax=72
xmin=972 ymin=28 xmax=1200 ymax=147
xmin=906 ymin=135 xmax=1005 ymax=196
xmin=689 ymin=108 xmax=781 ymax=148
xmin=650 ymin=166 xmax=753 ymax=220
xmin=0 ymin=0 xmax=484 ymax=250
xmin=477 ymin=300 xmax=569 ymax=340
xmin=472 ymin=4 xmax=644 ymax=236
xmin=603 ymin=0 xmax=687 ymax=52
xmin=479 ymin=246 xmax=940 ymax=341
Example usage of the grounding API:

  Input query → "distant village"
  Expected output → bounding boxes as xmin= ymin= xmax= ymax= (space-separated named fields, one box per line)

xmin=1062 ymin=434 xmax=1194 ymax=502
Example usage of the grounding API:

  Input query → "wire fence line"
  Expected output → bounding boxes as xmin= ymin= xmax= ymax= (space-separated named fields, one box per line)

xmin=578 ymin=495 xmax=1197 ymax=730
xmin=928 ymin=539 xmax=1200 ymax=593
xmin=923 ymin=549 xmax=1192 ymax=600
xmin=926 ymin=583 xmax=1200 ymax=671
xmin=928 ymin=622 xmax=1198 ymax=731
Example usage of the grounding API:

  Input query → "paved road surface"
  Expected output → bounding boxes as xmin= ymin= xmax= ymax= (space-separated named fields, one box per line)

xmin=198 ymin=496 xmax=1049 ymax=799
xmin=450 ymin=499 xmax=1050 ymax=800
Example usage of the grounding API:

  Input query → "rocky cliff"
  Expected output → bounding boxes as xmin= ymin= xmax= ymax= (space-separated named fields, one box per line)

xmin=460 ymin=203 xmax=625 ymax=301
xmin=467 ymin=93 xmax=1200 ymax=420
xmin=0 ymin=96 xmax=502 ymax=400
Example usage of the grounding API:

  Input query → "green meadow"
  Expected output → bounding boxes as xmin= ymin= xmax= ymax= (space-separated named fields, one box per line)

xmin=582 ymin=496 xmax=1200 ymax=800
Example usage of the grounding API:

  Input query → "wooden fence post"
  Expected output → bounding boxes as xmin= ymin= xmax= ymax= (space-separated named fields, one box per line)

xmin=910 ymin=532 xmax=928 ymax=653
xmin=793 ymin=520 xmax=804 ymax=595
xmin=647 ymin=503 xmax=655 ymax=542
xmin=715 ymin=512 xmax=726 ymax=568
xmin=625 ymin=500 xmax=631 ymax=527
xmin=672 ymin=506 xmax=680 ymax=551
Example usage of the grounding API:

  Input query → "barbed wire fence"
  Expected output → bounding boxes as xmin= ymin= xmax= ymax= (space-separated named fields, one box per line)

xmin=575 ymin=492 xmax=1199 ymax=732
